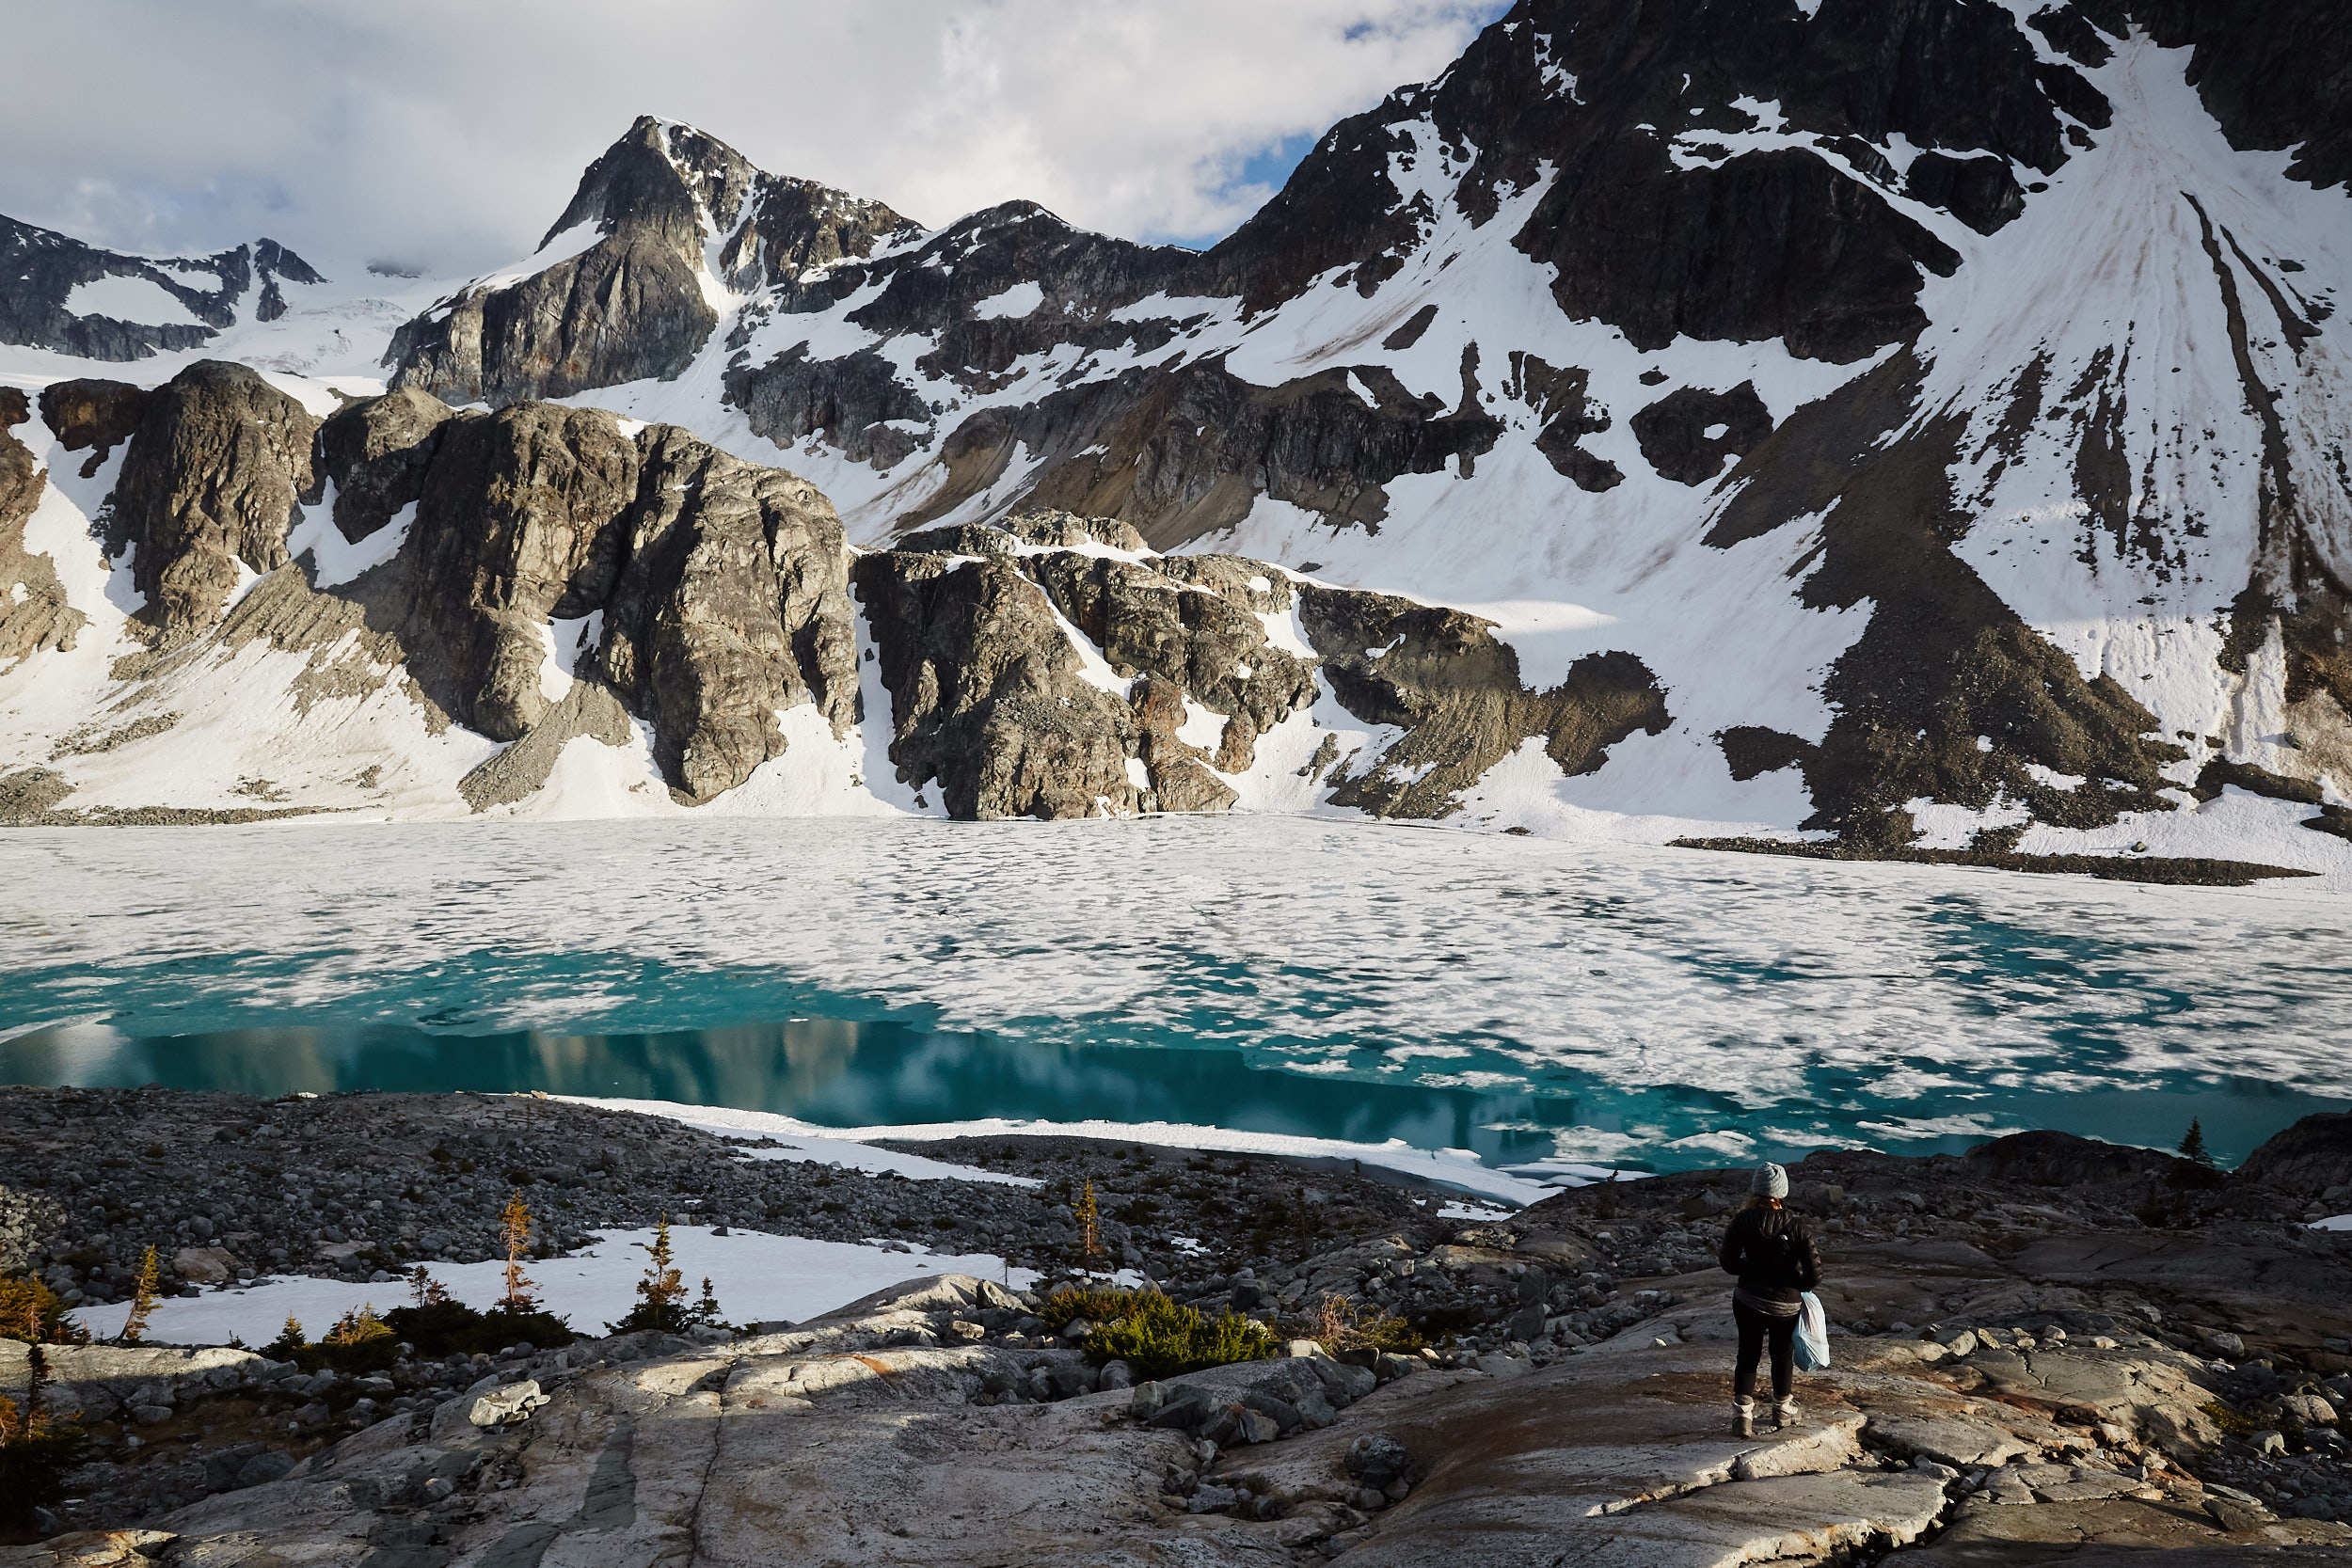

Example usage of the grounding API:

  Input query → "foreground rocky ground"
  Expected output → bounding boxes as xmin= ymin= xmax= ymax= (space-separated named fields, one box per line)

xmin=5 ymin=1092 xmax=2352 ymax=1563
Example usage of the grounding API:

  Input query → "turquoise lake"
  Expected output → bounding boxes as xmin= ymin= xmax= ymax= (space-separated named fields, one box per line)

xmin=3 ymin=816 xmax=2346 ymax=1174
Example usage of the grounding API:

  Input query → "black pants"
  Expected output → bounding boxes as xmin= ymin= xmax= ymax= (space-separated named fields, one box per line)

xmin=1733 ymin=1299 xmax=1797 ymax=1401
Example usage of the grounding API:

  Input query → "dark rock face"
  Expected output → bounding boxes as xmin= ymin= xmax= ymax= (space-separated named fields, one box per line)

xmin=1630 ymin=384 xmax=1774 ymax=486
xmin=1197 ymin=0 xmax=2081 ymax=363
xmin=1510 ymin=356 xmax=1620 ymax=493
xmin=2236 ymin=1113 xmax=2352 ymax=1200
xmin=852 ymin=549 xmax=1144 ymax=820
xmin=0 ymin=388 xmax=87 ymax=668
xmin=2128 ymin=0 xmax=2352 ymax=191
xmin=887 ymin=355 xmax=1504 ymax=547
xmin=0 ymin=216 xmax=321 ymax=361
xmin=387 ymin=116 xmax=915 ymax=406
xmin=364 ymin=400 xmax=859 ymax=798
xmin=723 ymin=344 xmax=938 ymax=470
xmin=103 ymin=361 xmax=319 ymax=646
xmin=39 ymin=378 xmax=151 ymax=473
xmin=307 ymin=388 xmax=457 ymax=545
xmin=1299 ymin=587 xmax=1669 ymax=818
xmin=846 ymin=506 xmax=1667 ymax=822
xmin=594 ymin=429 xmax=857 ymax=800
xmin=1706 ymin=352 xmax=2188 ymax=846
xmin=394 ymin=404 xmax=646 ymax=740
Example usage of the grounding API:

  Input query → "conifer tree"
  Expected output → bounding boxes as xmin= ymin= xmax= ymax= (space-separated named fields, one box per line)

xmin=2178 ymin=1119 xmax=2217 ymax=1168
xmin=267 ymin=1313 xmax=306 ymax=1358
xmin=691 ymin=1275 xmax=723 ymax=1327
xmin=607 ymin=1216 xmax=688 ymax=1334
xmin=498 ymin=1189 xmax=537 ymax=1312
xmin=118 ymin=1247 xmax=160 ymax=1346
xmin=407 ymin=1264 xmax=451 ymax=1307
xmin=1075 ymin=1180 xmax=1102 ymax=1272
xmin=0 ymin=1343 xmax=88 ymax=1527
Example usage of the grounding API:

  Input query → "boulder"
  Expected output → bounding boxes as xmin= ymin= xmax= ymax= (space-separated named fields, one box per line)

xmin=2240 ymin=1112 xmax=2352 ymax=1200
xmin=170 ymin=1246 xmax=237 ymax=1285
xmin=468 ymin=1379 xmax=548 ymax=1428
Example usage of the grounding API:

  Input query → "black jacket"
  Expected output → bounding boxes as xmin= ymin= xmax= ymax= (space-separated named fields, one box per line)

xmin=1719 ymin=1205 xmax=1823 ymax=1306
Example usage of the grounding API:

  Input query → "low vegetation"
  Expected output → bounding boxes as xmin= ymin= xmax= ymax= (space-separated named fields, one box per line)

xmin=1044 ymin=1286 xmax=1279 ymax=1381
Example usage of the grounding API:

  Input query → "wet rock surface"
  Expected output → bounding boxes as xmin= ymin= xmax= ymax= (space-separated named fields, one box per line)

xmin=8 ymin=1100 xmax=2352 ymax=1557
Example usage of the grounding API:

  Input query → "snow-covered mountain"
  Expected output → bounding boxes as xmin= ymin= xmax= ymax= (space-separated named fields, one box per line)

xmin=1 ymin=0 xmax=2347 ymax=884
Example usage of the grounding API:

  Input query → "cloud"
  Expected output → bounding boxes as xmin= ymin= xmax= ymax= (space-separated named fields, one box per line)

xmin=0 ymin=0 xmax=1505 ymax=277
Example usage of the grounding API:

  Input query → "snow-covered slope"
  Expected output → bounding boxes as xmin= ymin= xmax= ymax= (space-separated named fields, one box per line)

xmin=1 ymin=0 xmax=2347 ymax=883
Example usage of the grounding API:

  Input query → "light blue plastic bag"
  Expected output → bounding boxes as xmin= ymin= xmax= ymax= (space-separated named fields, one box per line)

xmin=1793 ymin=1291 xmax=1831 ymax=1370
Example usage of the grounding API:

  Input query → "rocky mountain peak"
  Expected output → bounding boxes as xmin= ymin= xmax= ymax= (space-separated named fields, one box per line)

xmin=0 ymin=219 xmax=326 ymax=362
xmin=3 ymin=2 xmax=2349 ymax=870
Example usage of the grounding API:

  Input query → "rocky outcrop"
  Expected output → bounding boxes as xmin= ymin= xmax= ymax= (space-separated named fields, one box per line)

xmin=0 ymin=388 xmax=87 ymax=669
xmin=344 ymin=398 xmax=859 ymax=797
xmin=850 ymin=510 xmax=1667 ymax=821
xmin=853 ymin=547 xmax=1145 ymax=819
xmin=594 ymin=428 xmax=857 ymax=800
xmin=0 ymin=217 xmax=321 ymax=362
xmin=1301 ymin=585 xmax=1669 ymax=819
xmin=392 ymin=403 xmax=646 ymax=740
xmin=101 ymin=362 xmax=319 ymax=647
xmin=37 ymin=379 xmax=150 ymax=475
xmin=2236 ymin=1113 xmax=2352 ymax=1204
xmin=306 ymin=386 xmax=455 ymax=544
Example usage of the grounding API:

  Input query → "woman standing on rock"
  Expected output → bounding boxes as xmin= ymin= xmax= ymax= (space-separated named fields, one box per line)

xmin=1719 ymin=1162 xmax=1822 ymax=1437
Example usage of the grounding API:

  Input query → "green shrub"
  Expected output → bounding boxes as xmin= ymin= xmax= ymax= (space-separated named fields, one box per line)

xmin=1039 ymin=1285 xmax=1136 ymax=1333
xmin=1072 ymin=1291 xmax=1279 ymax=1381
xmin=2201 ymin=1400 xmax=2254 ymax=1438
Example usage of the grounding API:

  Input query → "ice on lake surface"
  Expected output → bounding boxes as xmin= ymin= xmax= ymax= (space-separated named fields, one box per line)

xmin=1 ymin=816 xmax=2346 ymax=1171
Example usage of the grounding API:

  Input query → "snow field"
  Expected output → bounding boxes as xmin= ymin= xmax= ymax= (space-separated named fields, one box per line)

xmin=71 ymin=1226 xmax=1038 ymax=1348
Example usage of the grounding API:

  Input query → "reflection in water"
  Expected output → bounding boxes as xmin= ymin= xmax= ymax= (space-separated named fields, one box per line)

xmin=0 ymin=1018 xmax=1567 ymax=1166
xmin=0 ymin=1015 xmax=2340 ymax=1172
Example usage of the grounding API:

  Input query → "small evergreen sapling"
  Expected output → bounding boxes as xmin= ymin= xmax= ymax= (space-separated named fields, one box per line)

xmin=607 ymin=1216 xmax=689 ymax=1335
xmin=118 ymin=1246 xmax=161 ymax=1346
xmin=2178 ymin=1119 xmax=2217 ymax=1168
xmin=690 ymin=1276 xmax=724 ymax=1328
xmin=266 ymin=1314 xmax=306 ymax=1359
xmin=326 ymin=1305 xmax=391 ymax=1347
xmin=1074 ymin=1180 xmax=1102 ymax=1272
xmin=498 ymin=1190 xmax=538 ymax=1312
xmin=408 ymin=1265 xmax=451 ymax=1307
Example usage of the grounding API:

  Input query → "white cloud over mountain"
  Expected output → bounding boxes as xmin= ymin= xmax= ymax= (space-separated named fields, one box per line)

xmin=0 ymin=0 xmax=1500 ymax=274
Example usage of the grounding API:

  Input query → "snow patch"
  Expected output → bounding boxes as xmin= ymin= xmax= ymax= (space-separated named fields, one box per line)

xmin=973 ymin=280 xmax=1045 ymax=320
xmin=63 ymin=274 xmax=205 ymax=326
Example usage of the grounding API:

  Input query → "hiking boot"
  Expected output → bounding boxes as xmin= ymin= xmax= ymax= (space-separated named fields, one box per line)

xmin=1730 ymin=1398 xmax=1755 ymax=1438
xmin=1771 ymin=1397 xmax=1799 ymax=1430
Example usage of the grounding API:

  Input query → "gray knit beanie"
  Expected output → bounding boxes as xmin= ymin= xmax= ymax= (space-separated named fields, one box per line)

xmin=1751 ymin=1162 xmax=1789 ymax=1199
